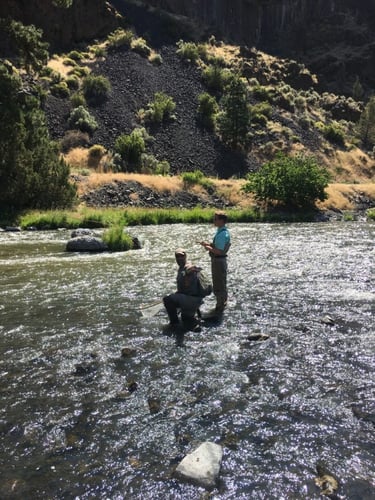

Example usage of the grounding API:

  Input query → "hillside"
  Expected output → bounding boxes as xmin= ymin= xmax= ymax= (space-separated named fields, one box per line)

xmin=2 ymin=0 xmax=375 ymax=215
xmin=43 ymin=4 xmax=375 ymax=183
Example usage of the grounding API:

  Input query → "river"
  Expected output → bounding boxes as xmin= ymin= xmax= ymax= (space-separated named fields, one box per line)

xmin=0 ymin=222 xmax=374 ymax=499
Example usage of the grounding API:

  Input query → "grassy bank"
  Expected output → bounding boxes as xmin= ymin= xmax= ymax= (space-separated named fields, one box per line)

xmin=16 ymin=206 xmax=322 ymax=229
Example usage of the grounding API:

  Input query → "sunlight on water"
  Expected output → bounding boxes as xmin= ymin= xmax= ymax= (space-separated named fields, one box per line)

xmin=0 ymin=222 xmax=374 ymax=498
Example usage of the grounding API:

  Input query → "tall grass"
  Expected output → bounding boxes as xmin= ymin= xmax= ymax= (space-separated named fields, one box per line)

xmin=102 ymin=225 xmax=133 ymax=251
xmin=17 ymin=205 xmax=319 ymax=230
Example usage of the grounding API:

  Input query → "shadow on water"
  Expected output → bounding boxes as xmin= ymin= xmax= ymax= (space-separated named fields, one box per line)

xmin=0 ymin=222 xmax=374 ymax=498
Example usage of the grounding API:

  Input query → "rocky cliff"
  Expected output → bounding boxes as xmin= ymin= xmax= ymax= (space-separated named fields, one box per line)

xmin=130 ymin=0 xmax=375 ymax=95
xmin=0 ymin=0 xmax=119 ymax=49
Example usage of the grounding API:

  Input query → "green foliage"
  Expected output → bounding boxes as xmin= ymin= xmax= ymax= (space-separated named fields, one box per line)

xmin=149 ymin=53 xmax=163 ymax=65
xmin=367 ymin=208 xmax=375 ymax=221
xmin=107 ymin=28 xmax=133 ymax=49
xmin=70 ymin=92 xmax=86 ymax=108
xmin=141 ymin=92 xmax=176 ymax=123
xmin=50 ymin=81 xmax=70 ymax=98
xmin=68 ymin=66 xmax=90 ymax=78
xmin=357 ymin=96 xmax=375 ymax=148
xmin=181 ymin=170 xmax=214 ymax=191
xmin=0 ymin=19 xmax=49 ymax=74
xmin=321 ymin=121 xmax=346 ymax=146
xmin=62 ymin=57 xmax=77 ymax=67
xmin=0 ymin=61 xmax=76 ymax=212
xmin=251 ymin=85 xmax=274 ymax=103
xmin=81 ymin=74 xmax=111 ymax=105
xmin=88 ymin=144 xmax=106 ymax=160
xmin=131 ymin=37 xmax=151 ymax=57
xmin=139 ymin=154 xmax=170 ymax=175
xmin=114 ymin=128 xmax=146 ymax=170
xmin=217 ymin=76 xmax=251 ymax=149
xmin=197 ymin=92 xmax=218 ymax=130
xmin=352 ymin=76 xmax=364 ymax=101
xmin=102 ymin=225 xmax=134 ymax=251
xmin=67 ymin=50 xmax=83 ymax=61
xmin=176 ymin=40 xmax=200 ymax=63
xmin=250 ymin=101 xmax=272 ymax=125
xmin=68 ymin=105 xmax=98 ymax=134
xmin=202 ymin=64 xmax=232 ymax=93
xmin=52 ymin=0 xmax=73 ymax=7
xmin=65 ymin=75 xmax=80 ymax=90
xmin=242 ymin=153 xmax=331 ymax=208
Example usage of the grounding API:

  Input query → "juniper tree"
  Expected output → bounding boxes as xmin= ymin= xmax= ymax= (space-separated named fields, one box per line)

xmin=357 ymin=96 xmax=375 ymax=149
xmin=217 ymin=76 xmax=251 ymax=149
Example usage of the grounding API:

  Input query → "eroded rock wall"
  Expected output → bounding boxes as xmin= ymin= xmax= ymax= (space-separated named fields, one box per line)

xmin=142 ymin=0 xmax=374 ymax=48
xmin=0 ymin=0 xmax=119 ymax=49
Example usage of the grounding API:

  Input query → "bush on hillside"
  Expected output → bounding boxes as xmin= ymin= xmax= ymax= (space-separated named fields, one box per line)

xmin=82 ymin=74 xmax=111 ymax=105
xmin=68 ymin=105 xmax=98 ymax=134
xmin=242 ymin=153 xmax=331 ymax=208
xmin=197 ymin=92 xmax=218 ymax=130
xmin=141 ymin=92 xmax=176 ymax=123
xmin=114 ymin=128 xmax=146 ymax=170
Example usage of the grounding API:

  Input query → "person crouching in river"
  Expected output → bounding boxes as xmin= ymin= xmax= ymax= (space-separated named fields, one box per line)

xmin=199 ymin=211 xmax=231 ymax=314
xmin=163 ymin=248 xmax=202 ymax=331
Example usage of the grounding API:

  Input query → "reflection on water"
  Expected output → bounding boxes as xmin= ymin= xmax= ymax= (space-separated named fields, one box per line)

xmin=0 ymin=222 xmax=374 ymax=499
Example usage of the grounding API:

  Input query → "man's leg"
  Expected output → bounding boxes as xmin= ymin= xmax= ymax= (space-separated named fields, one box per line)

xmin=163 ymin=295 xmax=179 ymax=325
xmin=212 ymin=259 xmax=227 ymax=312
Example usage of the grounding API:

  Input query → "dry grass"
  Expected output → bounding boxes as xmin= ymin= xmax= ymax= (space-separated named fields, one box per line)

xmin=318 ymin=183 xmax=375 ymax=210
xmin=73 ymin=169 xmax=374 ymax=212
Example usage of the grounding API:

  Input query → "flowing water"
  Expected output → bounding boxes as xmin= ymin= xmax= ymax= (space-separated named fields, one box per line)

xmin=0 ymin=222 xmax=374 ymax=499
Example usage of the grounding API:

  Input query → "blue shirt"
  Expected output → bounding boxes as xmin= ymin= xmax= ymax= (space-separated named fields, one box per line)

xmin=213 ymin=226 xmax=231 ymax=253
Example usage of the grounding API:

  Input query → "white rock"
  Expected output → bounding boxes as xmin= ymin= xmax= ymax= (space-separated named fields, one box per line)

xmin=174 ymin=441 xmax=223 ymax=488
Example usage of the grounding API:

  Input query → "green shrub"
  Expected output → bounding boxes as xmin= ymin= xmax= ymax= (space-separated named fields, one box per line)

xmin=251 ymin=85 xmax=274 ymax=103
xmin=70 ymin=92 xmax=86 ymax=108
xmin=131 ymin=37 xmax=151 ymax=57
xmin=50 ymin=81 xmax=70 ymax=97
xmin=68 ymin=66 xmax=90 ymax=78
xmin=68 ymin=105 xmax=98 ymax=134
xmin=202 ymin=65 xmax=232 ymax=93
xmin=181 ymin=170 xmax=214 ymax=190
xmin=62 ymin=58 xmax=77 ymax=67
xmin=107 ymin=28 xmax=133 ymax=49
xmin=176 ymin=40 xmax=200 ymax=63
xmin=82 ymin=74 xmax=111 ymax=105
xmin=88 ymin=144 xmax=106 ymax=159
xmin=149 ymin=53 xmax=163 ymax=65
xmin=142 ymin=92 xmax=176 ymax=123
xmin=114 ymin=128 xmax=146 ymax=169
xmin=102 ymin=225 xmax=134 ymax=251
xmin=66 ymin=75 xmax=80 ymax=90
xmin=322 ymin=122 xmax=346 ymax=146
xmin=242 ymin=153 xmax=331 ymax=208
xmin=67 ymin=50 xmax=83 ymax=61
xmin=91 ymin=45 xmax=106 ymax=57
xmin=197 ymin=92 xmax=218 ymax=129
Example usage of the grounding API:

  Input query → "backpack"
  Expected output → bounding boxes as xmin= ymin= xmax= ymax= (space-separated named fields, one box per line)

xmin=197 ymin=271 xmax=213 ymax=297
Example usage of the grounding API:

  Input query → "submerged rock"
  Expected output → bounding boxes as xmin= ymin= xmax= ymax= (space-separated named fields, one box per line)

xmin=246 ymin=333 xmax=270 ymax=341
xmin=174 ymin=441 xmax=223 ymax=489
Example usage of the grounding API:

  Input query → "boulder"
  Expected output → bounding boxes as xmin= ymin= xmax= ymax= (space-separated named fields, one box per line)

xmin=66 ymin=236 xmax=108 ymax=253
xmin=70 ymin=228 xmax=94 ymax=238
xmin=174 ymin=441 xmax=223 ymax=488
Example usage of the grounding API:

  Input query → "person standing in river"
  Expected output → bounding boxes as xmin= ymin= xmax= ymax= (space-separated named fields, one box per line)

xmin=199 ymin=211 xmax=231 ymax=314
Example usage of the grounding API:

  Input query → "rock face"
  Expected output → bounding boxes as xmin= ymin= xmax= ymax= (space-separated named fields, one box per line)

xmin=133 ymin=0 xmax=375 ymax=94
xmin=0 ymin=0 xmax=119 ymax=49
